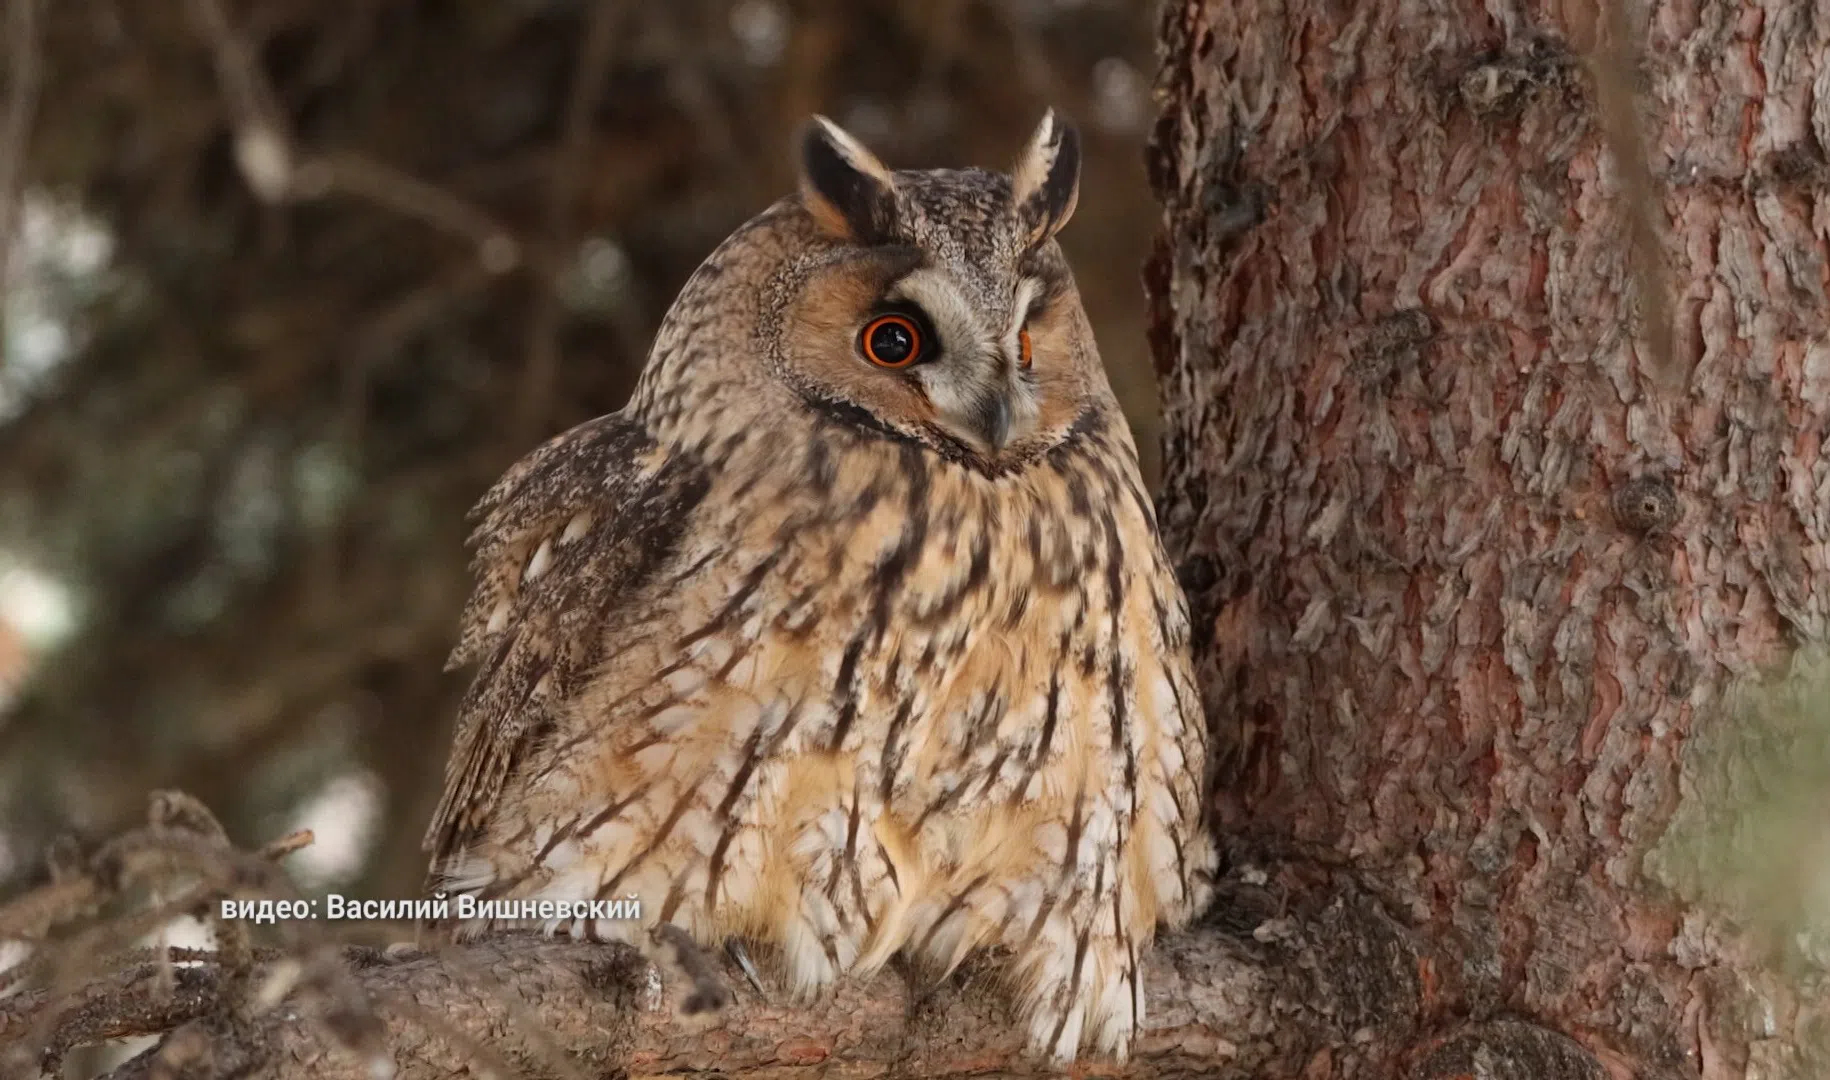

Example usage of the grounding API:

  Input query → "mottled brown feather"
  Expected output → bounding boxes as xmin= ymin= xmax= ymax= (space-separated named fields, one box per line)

xmin=422 ymin=113 xmax=1215 ymax=1065
xmin=424 ymin=414 xmax=708 ymax=874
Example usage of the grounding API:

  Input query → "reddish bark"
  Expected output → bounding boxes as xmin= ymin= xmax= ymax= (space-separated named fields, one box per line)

xmin=1148 ymin=0 xmax=1830 ymax=1076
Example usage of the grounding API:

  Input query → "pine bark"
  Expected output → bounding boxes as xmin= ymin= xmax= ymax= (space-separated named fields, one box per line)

xmin=1147 ymin=0 xmax=1830 ymax=1077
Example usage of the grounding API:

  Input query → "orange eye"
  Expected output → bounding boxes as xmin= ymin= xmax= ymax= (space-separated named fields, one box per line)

xmin=1018 ymin=327 xmax=1034 ymax=369
xmin=861 ymin=314 xmax=923 ymax=368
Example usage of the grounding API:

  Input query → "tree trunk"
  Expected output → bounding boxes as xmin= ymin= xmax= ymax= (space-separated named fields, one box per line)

xmin=1148 ymin=0 xmax=1830 ymax=1077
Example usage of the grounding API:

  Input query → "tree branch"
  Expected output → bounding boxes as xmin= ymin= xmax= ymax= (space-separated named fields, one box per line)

xmin=0 ymin=796 xmax=1634 ymax=1080
xmin=0 ymin=0 xmax=40 ymax=306
xmin=0 ymin=792 xmax=1445 ymax=1079
xmin=4 ymin=928 xmax=1300 ymax=1080
xmin=1585 ymin=0 xmax=1682 ymax=390
xmin=185 ymin=0 xmax=522 ymax=271
xmin=514 ymin=0 xmax=630 ymax=444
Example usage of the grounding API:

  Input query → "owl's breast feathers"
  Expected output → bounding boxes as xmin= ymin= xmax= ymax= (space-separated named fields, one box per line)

xmin=428 ymin=398 xmax=1212 ymax=945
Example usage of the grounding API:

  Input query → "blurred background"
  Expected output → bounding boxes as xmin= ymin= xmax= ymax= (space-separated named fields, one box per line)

xmin=0 ymin=0 xmax=1165 ymax=903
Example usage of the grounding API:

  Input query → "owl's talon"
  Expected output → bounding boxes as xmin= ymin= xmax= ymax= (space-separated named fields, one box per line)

xmin=725 ymin=938 xmax=769 ymax=1001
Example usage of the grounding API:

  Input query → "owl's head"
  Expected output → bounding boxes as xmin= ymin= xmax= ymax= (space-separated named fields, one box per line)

xmin=641 ymin=112 xmax=1110 ymax=469
xmin=775 ymin=111 xmax=1096 ymax=464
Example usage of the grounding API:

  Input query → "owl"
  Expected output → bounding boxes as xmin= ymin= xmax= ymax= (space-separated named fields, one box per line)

xmin=424 ymin=110 xmax=1215 ymax=1062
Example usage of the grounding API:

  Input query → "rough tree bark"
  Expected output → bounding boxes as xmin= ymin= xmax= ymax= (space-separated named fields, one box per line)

xmin=9 ymin=1 xmax=1830 ymax=1077
xmin=1148 ymin=0 xmax=1830 ymax=1077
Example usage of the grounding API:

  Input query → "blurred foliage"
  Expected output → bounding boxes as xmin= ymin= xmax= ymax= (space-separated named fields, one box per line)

xmin=1649 ymin=649 xmax=1830 ymax=972
xmin=0 ymin=0 xmax=1165 ymax=901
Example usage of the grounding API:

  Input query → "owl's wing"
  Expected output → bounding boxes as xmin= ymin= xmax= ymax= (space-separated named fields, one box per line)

xmin=423 ymin=411 xmax=708 ymax=880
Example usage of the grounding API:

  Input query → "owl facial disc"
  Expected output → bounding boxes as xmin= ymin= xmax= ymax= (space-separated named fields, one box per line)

xmin=782 ymin=111 xmax=1087 ymax=464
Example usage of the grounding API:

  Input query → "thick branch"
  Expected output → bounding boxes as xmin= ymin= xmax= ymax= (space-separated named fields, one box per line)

xmin=0 ymin=790 xmax=1610 ymax=1077
xmin=0 ymin=882 xmax=1462 ymax=1080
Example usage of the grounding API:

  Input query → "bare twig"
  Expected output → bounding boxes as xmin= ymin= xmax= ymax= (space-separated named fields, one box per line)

xmin=186 ymin=0 xmax=522 ymax=271
xmin=0 ymin=794 xmax=326 ymax=1075
xmin=184 ymin=0 xmax=294 ymax=202
xmin=0 ymin=0 xmax=41 ymax=313
xmin=514 ymin=0 xmax=628 ymax=443
xmin=296 ymin=153 xmax=521 ymax=273
xmin=260 ymin=830 xmax=316 ymax=862
xmin=1586 ymin=0 xmax=1682 ymax=389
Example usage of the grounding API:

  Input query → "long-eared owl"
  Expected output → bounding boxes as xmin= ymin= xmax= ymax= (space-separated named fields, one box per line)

xmin=425 ymin=110 xmax=1215 ymax=1061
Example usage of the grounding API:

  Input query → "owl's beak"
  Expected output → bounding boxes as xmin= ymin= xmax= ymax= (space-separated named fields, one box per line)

xmin=969 ymin=393 xmax=1012 ymax=452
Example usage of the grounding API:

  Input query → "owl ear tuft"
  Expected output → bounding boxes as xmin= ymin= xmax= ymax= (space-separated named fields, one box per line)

xmin=798 ymin=116 xmax=899 ymax=244
xmin=1011 ymin=109 xmax=1081 ymax=247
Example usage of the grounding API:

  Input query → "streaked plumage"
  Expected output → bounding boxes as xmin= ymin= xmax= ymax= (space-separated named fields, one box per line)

xmin=425 ymin=111 xmax=1214 ymax=1061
